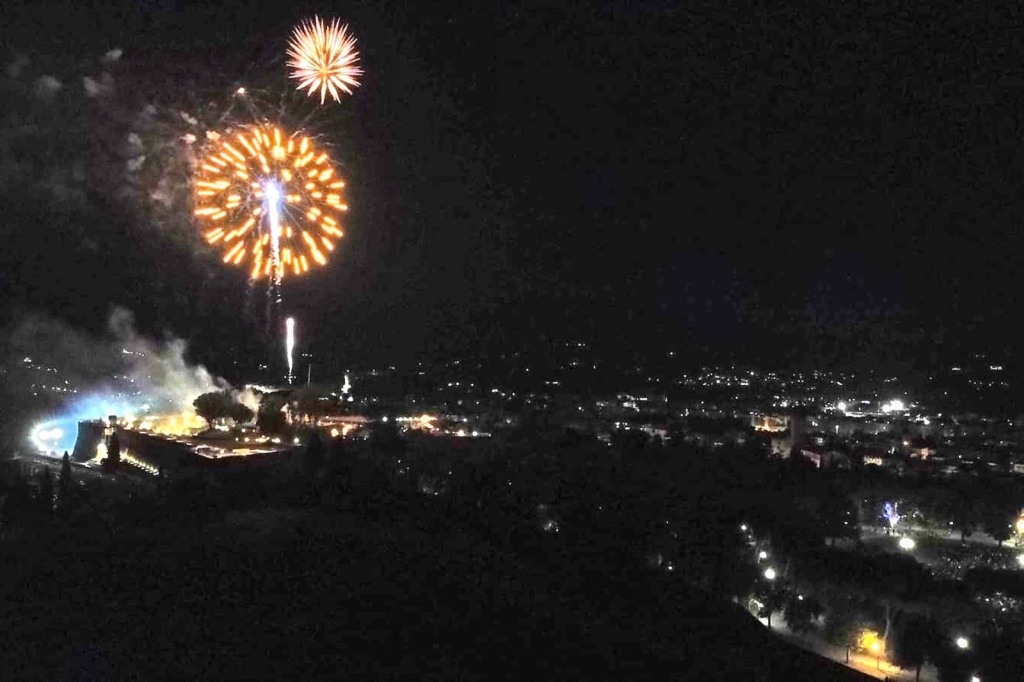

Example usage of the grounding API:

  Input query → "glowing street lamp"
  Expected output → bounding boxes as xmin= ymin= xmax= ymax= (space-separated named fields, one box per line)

xmin=1015 ymin=516 xmax=1024 ymax=535
xmin=758 ymin=550 xmax=768 ymax=561
xmin=1017 ymin=553 xmax=1024 ymax=568
xmin=763 ymin=567 xmax=777 ymax=581
xmin=898 ymin=537 xmax=916 ymax=551
xmin=955 ymin=636 xmax=970 ymax=650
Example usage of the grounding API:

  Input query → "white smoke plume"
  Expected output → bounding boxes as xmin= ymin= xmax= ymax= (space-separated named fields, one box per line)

xmin=3 ymin=307 xmax=245 ymax=416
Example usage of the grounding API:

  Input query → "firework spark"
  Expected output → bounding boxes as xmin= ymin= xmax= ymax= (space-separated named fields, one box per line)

xmin=193 ymin=123 xmax=347 ymax=279
xmin=288 ymin=17 xmax=363 ymax=105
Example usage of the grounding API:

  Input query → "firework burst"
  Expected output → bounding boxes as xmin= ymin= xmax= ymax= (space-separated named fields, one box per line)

xmin=287 ymin=17 xmax=363 ymax=105
xmin=193 ymin=123 xmax=347 ymax=280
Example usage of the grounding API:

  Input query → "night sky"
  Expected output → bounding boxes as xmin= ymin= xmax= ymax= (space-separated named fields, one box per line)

xmin=4 ymin=1 xmax=1024 ymax=375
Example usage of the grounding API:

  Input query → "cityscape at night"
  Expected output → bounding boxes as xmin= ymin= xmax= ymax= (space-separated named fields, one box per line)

xmin=5 ymin=1 xmax=1024 ymax=680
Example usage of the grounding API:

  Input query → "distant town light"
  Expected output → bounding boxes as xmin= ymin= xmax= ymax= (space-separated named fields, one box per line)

xmin=898 ymin=537 xmax=916 ymax=551
xmin=740 ymin=524 xmax=748 ymax=532
xmin=837 ymin=401 xmax=848 ymax=412
xmin=763 ymin=568 xmax=777 ymax=581
xmin=955 ymin=636 xmax=970 ymax=650
xmin=758 ymin=550 xmax=768 ymax=560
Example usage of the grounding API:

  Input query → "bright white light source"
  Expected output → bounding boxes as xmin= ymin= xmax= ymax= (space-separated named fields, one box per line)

xmin=837 ymin=401 xmax=848 ymax=412
xmin=740 ymin=524 xmax=748 ymax=532
xmin=955 ymin=636 xmax=969 ymax=650
xmin=758 ymin=550 xmax=768 ymax=560
xmin=1016 ymin=554 xmax=1024 ymax=567
xmin=882 ymin=399 xmax=906 ymax=413
xmin=285 ymin=316 xmax=295 ymax=384
xmin=764 ymin=568 xmax=777 ymax=581
xmin=898 ymin=537 xmax=916 ymax=550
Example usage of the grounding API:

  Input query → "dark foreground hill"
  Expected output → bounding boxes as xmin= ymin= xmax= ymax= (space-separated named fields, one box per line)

xmin=1 ymin=493 xmax=869 ymax=681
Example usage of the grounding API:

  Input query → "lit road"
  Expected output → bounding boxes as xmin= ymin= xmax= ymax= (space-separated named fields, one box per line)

xmin=756 ymin=612 xmax=940 ymax=681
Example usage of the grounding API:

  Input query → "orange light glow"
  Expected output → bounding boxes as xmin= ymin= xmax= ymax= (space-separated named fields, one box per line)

xmin=193 ymin=122 xmax=348 ymax=279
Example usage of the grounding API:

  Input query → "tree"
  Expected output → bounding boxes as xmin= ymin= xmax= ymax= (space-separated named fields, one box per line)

xmin=257 ymin=394 xmax=288 ymax=434
xmin=57 ymin=451 xmax=74 ymax=518
xmin=945 ymin=489 xmax=980 ymax=545
xmin=980 ymin=498 xmax=1015 ymax=547
xmin=818 ymin=489 xmax=860 ymax=546
xmin=37 ymin=467 xmax=54 ymax=517
xmin=784 ymin=594 xmax=823 ymax=635
xmin=303 ymin=430 xmax=325 ymax=476
xmin=891 ymin=615 xmax=938 ymax=682
xmin=753 ymin=583 xmax=788 ymax=629
xmin=193 ymin=391 xmax=251 ymax=428
xmin=228 ymin=401 xmax=254 ymax=425
xmin=976 ymin=621 xmax=1024 ymax=682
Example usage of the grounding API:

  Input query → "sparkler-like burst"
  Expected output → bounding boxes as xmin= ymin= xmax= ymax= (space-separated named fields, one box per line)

xmin=193 ymin=123 xmax=347 ymax=280
xmin=288 ymin=17 xmax=363 ymax=105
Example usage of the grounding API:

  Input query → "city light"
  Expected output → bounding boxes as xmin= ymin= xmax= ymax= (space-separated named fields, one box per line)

xmin=882 ymin=399 xmax=906 ymax=413
xmin=837 ymin=401 xmax=848 ymax=412
xmin=898 ymin=537 xmax=916 ymax=551
xmin=858 ymin=630 xmax=883 ymax=654
xmin=1015 ymin=516 xmax=1024 ymax=535
xmin=955 ymin=636 xmax=970 ymax=650
xmin=1017 ymin=553 xmax=1024 ymax=568
xmin=763 ymin=568 xmax=777 ymax=580
xmin=758 ymin=550 xmax=768 ymax=560
xmin=883 ymin=502 xmax=901 ymax=530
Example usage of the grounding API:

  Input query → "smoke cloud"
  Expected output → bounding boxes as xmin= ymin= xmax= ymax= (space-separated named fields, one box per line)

xmin=2 ymin=307 xmax=255 ymax=453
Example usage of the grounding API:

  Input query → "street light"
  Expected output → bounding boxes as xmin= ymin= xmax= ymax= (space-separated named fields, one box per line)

xmin=758 ymin=550 xmax=768 ymax=561
xmin=871 ymin=641 xmax=881 ymax=670
xmin=955 ymin=636 xmax=970 ymax=650
xmin=898 ymin=537 xmax=916 ymax=551
xmin=970 ymin=676 xmax=981 ymax=682
xmin=764 ymin=568 xmax=777 ymax=581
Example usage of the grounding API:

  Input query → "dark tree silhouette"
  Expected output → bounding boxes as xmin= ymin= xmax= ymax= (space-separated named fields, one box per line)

xmin=303 ymin=431 xmax=326 ymax=476
xmin=193 ymin=391 xmax=252 ymax=428
xmin=783 ymin=594 xmax=823 ymax=635
xmin=57 ymin=451 xmax=74 ymax=518
xmin=257 ymin=394 xmax=288 ymax=434
xmin=818 ymin=489 xmax=859 ymax=546
xmin=104 ymin=431 xmax=121 ymax=473
xmin=891 ymin=614 xmax=938 ymax=682
xmin=37 ymin=467 xmax=54 ymax=517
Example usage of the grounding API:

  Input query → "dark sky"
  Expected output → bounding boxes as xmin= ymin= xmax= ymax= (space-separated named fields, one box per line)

xmin=3 ymin=1 xmax=1024 ymax=376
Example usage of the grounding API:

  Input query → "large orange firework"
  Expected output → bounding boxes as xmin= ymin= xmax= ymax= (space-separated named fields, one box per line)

xmin=193 ymin=123 xmax=347 ymax=280
xmin=288 ymin=17 xmax=362 ymax=105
